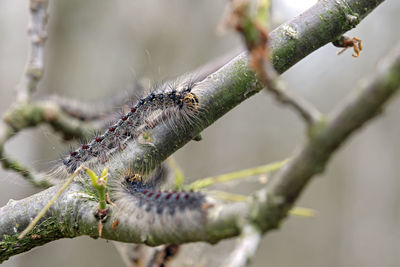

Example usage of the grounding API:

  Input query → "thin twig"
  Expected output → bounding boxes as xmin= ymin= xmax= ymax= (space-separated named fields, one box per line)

xmin=260 ymin=63 xmax=323 ymax=124
xmin=16 ymin=0 xmax=49 ymax=103
xmin=113 ymin=243 xmax=148 ymax=267
xmin=289 ymin=207 xmax=316 ymax=217
xmin=0 ymin=101 xmax=98 ymax=188
xmin=147 ymin=244 xmax=180 ymax=267
xmin=0 ymin=0 xmax=51 ymax=188
xmin=186 ymin=159 xmax=287 ymax=190
xmin=250 ymin=43 xmax=400 ymax=232
xmin=18 ymin=165 xmax=84 ymax=239
xmin=223 ymin=223 xmax=262 ymax=267
xmin=0 ymin=149 xmax=51 ymax=188
xmin=4 ymin=101 xmax=98 ymax=141
xmin=229 ymin=0 xmax=322 ymax=125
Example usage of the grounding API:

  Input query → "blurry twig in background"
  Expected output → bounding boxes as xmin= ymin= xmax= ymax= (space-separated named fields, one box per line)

xmin=4 ymin=101 xmax=97 ymax=141
xmin=16 ymin=0 xmax=48 ymax=103
xmin=249 ymin=42 xmax=400 ymax=235
xmin=0 ymin=0 xmax=105 ymax=188
xmin=207 ymin=189 xmax=316 ymax=218
xmin=147 ymin=244 xmax=180 ymax=267
xmin=289 ymin=206 xmax=316 ymax=217
xmin=226 ymin=0 xmax=322 ymax=125
xmin=0 ymin=147 xmax=50 ymax=188
xmin=224 ymin=1 xmax=322 ymax=263
xmin=0 ymin=0 xmax=52 ymax=188
xmin=0 ymin=100 xmax=99 ymax=188
xmin=223 ymin=223 xmax=262 ymax=267
xmin=46 ymin=80 xmax=147 ymax=123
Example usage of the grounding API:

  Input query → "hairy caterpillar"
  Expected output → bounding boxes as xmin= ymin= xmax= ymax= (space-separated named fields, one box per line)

xmin=110 ymin=163 xmax=212 ymax=231
xmin=60 ymin=79 xmax=200 ymax=175
xmin=54 ymin=52 xmax=233 ymax=177
xmin=48 ymin=76 xmax=213 ymax=231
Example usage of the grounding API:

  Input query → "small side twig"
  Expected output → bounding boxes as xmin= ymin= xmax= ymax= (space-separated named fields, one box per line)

xmin=227 ymin=0 xmax=322 ymax=125
xmin=0 ymin=101 xmax=98 ymax=188
xmin=223 ymin=223 xmax=262 ymax=267
xmin=260 ymin=63 xmax=323 ymax=124
xmin=0 ymin=148 xmax=51 ymax=188
xmin=18 ymin=165 xmax=84 ymax=239
xmin=3 ymin=101 xmax=98 ymax=141
xmin=250 ymin=42 xmax=400 ymax=232
xmin=0 ymin=0 xmax=99 ymax=189
xmin=0 ymin=120 xmax=51 ymax=188
xmin=186 ymin=159 xmax=286 ymax=190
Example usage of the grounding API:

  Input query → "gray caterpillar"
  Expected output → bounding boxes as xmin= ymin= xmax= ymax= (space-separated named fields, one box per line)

xmin=110 ymin=164 xmax=212 ymax=232
xmin=61 ymin=80 xmax=199 ymax=174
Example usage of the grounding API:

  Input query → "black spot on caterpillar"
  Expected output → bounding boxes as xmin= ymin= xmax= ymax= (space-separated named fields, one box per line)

xmin=59 ymin=79 xmax=200 ymax=175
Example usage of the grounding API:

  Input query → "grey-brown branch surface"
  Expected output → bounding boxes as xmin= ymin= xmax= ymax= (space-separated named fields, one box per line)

xmin=16 ymin=0 xmax=48 ymax=103
xmin=0 ymin=0 xmax=393 ymax=262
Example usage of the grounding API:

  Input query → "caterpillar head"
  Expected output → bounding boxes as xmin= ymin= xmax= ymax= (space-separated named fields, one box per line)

xmin=182 ymin=92 xmax=199 ymax=112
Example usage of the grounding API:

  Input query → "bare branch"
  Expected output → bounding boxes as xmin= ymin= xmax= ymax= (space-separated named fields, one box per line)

xmin=0 ymin=101 xmax=99 ymax=187
xmin=16 ymin=0 xmax=49 ymax=103
xmin=186 ymin=159 xmax=286 ymax=190
xmin=3 ymin=101 xmax=98 ymax=141
xmin=0 ymin=146 xmax=50 ymax=188
xmin=250 ymin=43 xmax=400 ymax=231
xmin=46 ymin=81 xmax=146 ymax=123
xmin=223 ymin=223 xmax=262 ymax=267
xmin=261 ymin=63 xmax=322 ymax=124
xmin=228 ymin=0 xmax=322 ymax=125
xmin=147 ymin=244 xmax=180 ymax=267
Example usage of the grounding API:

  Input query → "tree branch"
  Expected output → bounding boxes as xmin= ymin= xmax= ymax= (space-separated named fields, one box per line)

xmin=229 ymin=0 xmax=322 ymax=125
xmin=250 ymin=43 xmax=400 ymax=232
xmin=0 ymin=0 xmax=391 ymax=262
xmin=261 ymin=62 xmax=322 ymax=124
xmin=16 ymin=0 xmax=49 ymax=103
xmin=0 ymin=101 xmax=99 ymax=188
xmin=223 ymin=223 xmax=262 ymax=267
xmin=0 ymin=0 xmax=100 ymax=188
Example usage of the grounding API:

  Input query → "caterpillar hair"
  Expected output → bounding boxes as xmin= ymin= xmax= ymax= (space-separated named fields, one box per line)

xmin=44 ymin=60 xmax=231 ymax=240
xmin=109 ymin=163 xmax=213 ymax=239
xmin=56 ymin=78 xmax=201 ymax=177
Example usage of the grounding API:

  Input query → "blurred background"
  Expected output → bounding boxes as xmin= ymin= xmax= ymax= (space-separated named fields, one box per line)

xmin=1 ymin=0 xmax=400 ymax=266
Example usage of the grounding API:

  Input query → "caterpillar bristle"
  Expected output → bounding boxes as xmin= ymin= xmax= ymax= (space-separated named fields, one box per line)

xmin=110 ymin=163 xmax=211 ymax=228
xmin=43 ymin=69 xmax=220 ymax=236
xmin=57 ymin=78 xmax=201 ymax=176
